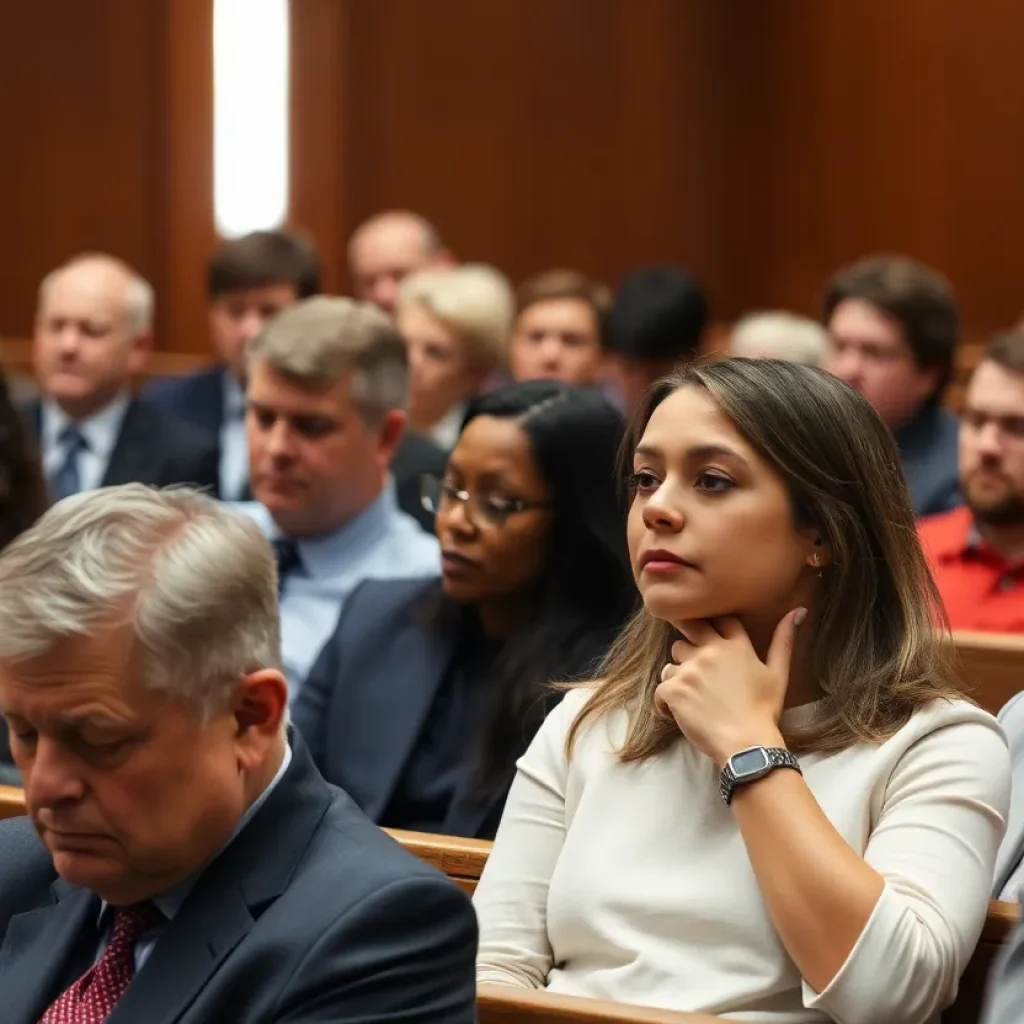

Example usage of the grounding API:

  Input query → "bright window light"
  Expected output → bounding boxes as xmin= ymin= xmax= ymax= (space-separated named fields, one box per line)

xmin=213 ymin=0 xmax=290 ymax=237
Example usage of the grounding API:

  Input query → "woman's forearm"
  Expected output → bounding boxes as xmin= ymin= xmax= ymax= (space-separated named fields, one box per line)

xmin=729 ymin=765 xmax=885 ymax=994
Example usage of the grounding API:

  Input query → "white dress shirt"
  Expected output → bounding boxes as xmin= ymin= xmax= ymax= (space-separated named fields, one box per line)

xmin=41 ymin=394 xmax=130 ymax=493
xmin=474 ymin=688 xmax=1010 ymax=1024
xmin=427 ymin=402 xmax=468 ymax=452
xmin=219 ymin=372 xmax=250 ymax=501
xmin=235 ymin=482 xmax=439 ymax=696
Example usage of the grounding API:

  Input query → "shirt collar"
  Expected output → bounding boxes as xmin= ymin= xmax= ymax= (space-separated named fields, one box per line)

xmin=98 ymin=741 xmax=293 ymax=926
xmin=277 ymin=482 xmax=403 ymax=581
xmin=428 ymin=403 xmax=468 ymax=451
xmin=222 ymin=371 xmax=246 ymax=420
xmin=42 ymin=394 xmax=130 ymax=460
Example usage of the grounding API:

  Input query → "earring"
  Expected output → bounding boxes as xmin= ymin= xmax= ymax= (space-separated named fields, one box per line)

xmin=812 ymin=553 xmax=823 ymax=578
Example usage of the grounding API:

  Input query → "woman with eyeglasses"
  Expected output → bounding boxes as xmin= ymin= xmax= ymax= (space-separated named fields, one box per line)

xmin=292 ymin=380 xmax=635 ymax=838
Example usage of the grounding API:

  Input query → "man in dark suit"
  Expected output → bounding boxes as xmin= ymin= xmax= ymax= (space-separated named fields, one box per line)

xmin=146 ymin=230 xmax=445 ymax=525
xmin=0 ymin=484 xmax=477 ymax=1023
xmin=28 ymin=254 xmax=219 ymax=499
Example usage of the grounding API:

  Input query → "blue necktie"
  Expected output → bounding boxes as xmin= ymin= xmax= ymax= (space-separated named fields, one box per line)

xmin=272 ymin=538 xmax=303 ymax=595
xmin=50 ymin=425 xmax=87 ymax=501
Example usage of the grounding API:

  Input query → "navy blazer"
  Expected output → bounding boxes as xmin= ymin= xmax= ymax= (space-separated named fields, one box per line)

xmin=26 ymin=398 xmax=220 ymax=497
xmin=294 ymin=576 xmax=611 ymax=840
xmin=895 ymin=402 xmax=961 ymax=518
xmin=146 ymin=365 xmax=446 ymax=528
xmin=0 ymin=733 xmax=477 ymax=1024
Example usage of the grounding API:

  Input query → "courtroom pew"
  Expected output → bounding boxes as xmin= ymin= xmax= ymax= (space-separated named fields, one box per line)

xmin=0 ymin=784 xmax=24 ymax=820
xmin=478 ymin=986 xmax=719 ymax=1023
xmin=385 ymin=828 xmax=490 ymax=895
xmin=951 ymin=631 xmax=1024 ymax=716
xmin=944 ymin=900 xmax=1020 ymax=1024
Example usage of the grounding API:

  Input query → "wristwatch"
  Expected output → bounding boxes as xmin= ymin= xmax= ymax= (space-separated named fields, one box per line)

xmin=719 ymin=745 xmax=801 ymax=805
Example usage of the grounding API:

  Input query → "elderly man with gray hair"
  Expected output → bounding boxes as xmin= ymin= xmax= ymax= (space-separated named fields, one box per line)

xmin=26 ymin=254 xmax=219 ymax=500
xmin=237 ymin=296 xmax=441 ymax=695
xmin=0 ymin=484 xmax=477 ymax=1023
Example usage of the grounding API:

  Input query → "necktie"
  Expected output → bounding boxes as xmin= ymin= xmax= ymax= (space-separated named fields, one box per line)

xmin=50 ymin=425 xmax=88 ymax=501
xmin=272 ymin=537 xmax=303 ymax=594
xmin=37 ymin=901 xmax=163 ymax=1023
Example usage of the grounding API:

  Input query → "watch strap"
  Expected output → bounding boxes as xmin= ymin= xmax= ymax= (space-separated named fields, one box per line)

xmin=719 ymin=746 xmax=801 ymax=805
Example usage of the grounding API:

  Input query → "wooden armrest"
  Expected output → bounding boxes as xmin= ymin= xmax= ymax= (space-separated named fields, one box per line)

xmin=477 ymin=985 xmax=726 ymax=1023
xmin=982 ymin=900 xmax=1021 ymax=942
xmin=0 ymin=784 xmax=26 ymax=819
xmin=384 ymin=827 xmax=491 ymax=880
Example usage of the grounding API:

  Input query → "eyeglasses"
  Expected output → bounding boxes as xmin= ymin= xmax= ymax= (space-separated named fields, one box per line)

xmin=420 ymin=475 xmax=550 ymax=528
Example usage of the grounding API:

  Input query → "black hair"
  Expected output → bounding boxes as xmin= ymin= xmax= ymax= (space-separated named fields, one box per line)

xmin=0 ymin=371 xmax=47 ymax=553
xmin=459 ymin=380 xmax=636 ymax=799
xmin=207 ymin=230 xmax=322 ymax=301
xmin=604 ymin=266 xmax=709 ymax=361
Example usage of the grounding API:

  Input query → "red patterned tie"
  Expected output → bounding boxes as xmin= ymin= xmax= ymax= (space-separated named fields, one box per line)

xmin=37 ymin=902 xmax=163 ymax=1023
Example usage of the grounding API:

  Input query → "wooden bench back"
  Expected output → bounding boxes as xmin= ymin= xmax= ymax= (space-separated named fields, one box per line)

xmin=478 ymin=986 xmax=720 ymax=1023
xmin=384 ymin=828 xmax=490 ymax=895
xmin=951 ymin=631 xmax=1024 ymax=716
xmin=943 ymin=900 xmax=1019 ymax=1024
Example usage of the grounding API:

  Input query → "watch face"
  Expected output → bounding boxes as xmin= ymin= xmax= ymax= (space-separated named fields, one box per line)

xmin=730 ymin=747 xmax=770 ymax=778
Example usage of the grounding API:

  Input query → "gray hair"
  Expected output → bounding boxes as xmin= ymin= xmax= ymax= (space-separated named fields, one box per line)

xmin=730 ymin=311 xmax=828 ymax=367
xmin=0 ymin=485 xmax=282 ymax=720
xmin=247 ymin=295 xmax=409 ymax=422
xmin=39 ymin=253 xmax=155 ymax=339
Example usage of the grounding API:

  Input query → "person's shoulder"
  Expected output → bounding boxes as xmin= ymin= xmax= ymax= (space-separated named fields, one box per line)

xmin=300 ymin=786 xmax=474 ymax=908
xmin=345 ymin=575 xmax=441 ymax=614
xmin=144 ymin=366 xmax=224 ymax=403
xmin=917 ymin=504 xmax=970 ymax=548
xmin=128 ymin=398 xmax=217 ymax=451
xmin=0 ymin=818 xmax=58 ymax=923
xmin=395 ymin=431 xmax=447 ymax=476
xmin=886 ymin=697 xmax=1008 ymax=764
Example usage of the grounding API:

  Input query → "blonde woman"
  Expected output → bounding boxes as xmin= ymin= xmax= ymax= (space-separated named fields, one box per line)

xmin=396 ymin=264 xmax=513 ymax=449
xmin=730 ymin=310 xmax=828 ymax=367
xmin=473 ymin=358 xmax=1010 ymax=1024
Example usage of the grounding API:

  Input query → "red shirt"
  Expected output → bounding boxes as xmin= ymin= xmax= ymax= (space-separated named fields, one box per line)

xmin=918 ymin=505 xmax=1024 ymax=633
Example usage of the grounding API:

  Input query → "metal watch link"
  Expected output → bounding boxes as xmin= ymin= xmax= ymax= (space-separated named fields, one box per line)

xmin=719 ymin=745 xmax=801 ymax=805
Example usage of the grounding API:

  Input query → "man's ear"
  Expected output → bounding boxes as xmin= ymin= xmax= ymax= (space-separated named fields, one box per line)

xmin=231 ymin=669 xmax=288 ymax=749
xmin=127 ymin=328 xmax=155 ymax=375
xmin=377 ymin=409 xmax=407 ymax=465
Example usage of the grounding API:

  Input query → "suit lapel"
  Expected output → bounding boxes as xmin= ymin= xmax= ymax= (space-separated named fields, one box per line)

xmin=333 ymin=616 xmax=457 ymax=822
xmin=108 ymin=885 xmax=252 ymax=1024
xmin=116 ymin=735 xmax=331 ymax=1024
xmin=103 ymin=400 xmax=158 ymax=487
xmin=0 ymin=882 xmax=98 ymax=1024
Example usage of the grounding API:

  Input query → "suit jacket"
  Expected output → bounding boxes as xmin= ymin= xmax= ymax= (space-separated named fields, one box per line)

xmin=993 ymin=691 xmax=1024 ymax=898
xmin=0 ymin=733 xmax=478 ymax=1024
xmin=894 ymin=402 xmax=961 ymax=518
xmin=147 ymin=365 xmax=446 ymax=529
xmin=293 ymin=577 xmax=610 ymax=840
xmin=27 ymin=398 xmax=219 ymax=496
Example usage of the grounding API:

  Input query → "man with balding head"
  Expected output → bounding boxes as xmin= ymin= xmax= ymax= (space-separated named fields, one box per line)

xmin=348 ymin=210 xmax=454 ymax=318
xmin=27 ymin=254 xmax=219 ymax=500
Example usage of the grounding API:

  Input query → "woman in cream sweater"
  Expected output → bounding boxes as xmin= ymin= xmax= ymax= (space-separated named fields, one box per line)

xmin=473 ymin=358 xmax=1011 ymax=1024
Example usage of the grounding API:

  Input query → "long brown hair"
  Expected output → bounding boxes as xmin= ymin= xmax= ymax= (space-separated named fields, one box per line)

xmin=567 ymin=358 xmax=963 ymax=761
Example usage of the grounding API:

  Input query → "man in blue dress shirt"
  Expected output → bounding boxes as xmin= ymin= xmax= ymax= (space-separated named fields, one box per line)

xmin=0 ymin=485 xmax=476 ymax=1024
xmin=235 ymin=296 xmax=440 ymax=696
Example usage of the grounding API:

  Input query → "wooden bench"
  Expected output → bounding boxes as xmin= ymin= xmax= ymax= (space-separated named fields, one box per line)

xmin=944 ymin=900 xmax=1020 ymax=1024
xmin=478 ymin=986 xmax=723 ymax=1023
xmin=952 ymin=631 xmax=1024 ymax=716
xmin=0 ymin=784 xmax=25 ymax=820
xmin=385 ymin=828 xmax=490 ymax=895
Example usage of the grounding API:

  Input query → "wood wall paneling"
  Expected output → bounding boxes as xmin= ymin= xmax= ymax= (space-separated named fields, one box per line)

xmin=0 ymin=0 xmax=215 ymax=369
